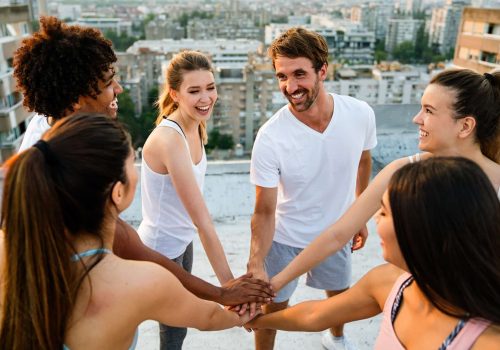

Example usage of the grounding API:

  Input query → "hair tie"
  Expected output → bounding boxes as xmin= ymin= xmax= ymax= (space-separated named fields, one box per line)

xmin=33 ymin=140 xmax=58 ymax=164
xmin=483 ymin=72 xmax=496 ymax=86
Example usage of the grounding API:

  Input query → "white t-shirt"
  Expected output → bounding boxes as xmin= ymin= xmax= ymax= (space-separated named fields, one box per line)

xmin=138 ymin=119 xmax=207 ymax=259
xmin=18 ymin=114 xmax=50 ymax=152
xmin=250 ymin=93 xmax=377 ymax=248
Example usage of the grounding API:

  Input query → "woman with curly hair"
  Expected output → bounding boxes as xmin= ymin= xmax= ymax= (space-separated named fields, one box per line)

xmin=12 ymin=16 xmax=273 ymax=311
xmin=15 ymin=16 xmax=122 ymax=151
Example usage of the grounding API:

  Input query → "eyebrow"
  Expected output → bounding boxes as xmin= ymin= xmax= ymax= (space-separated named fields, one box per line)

xmin=423 ymin=103 xmax=437 ymax=111
xmin=187 ymin=82 xmax=215 ymax=89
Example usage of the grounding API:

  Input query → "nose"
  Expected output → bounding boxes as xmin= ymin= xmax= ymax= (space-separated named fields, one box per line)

xmin=114 ymin=80 xmax=124 ymax=95
xmin=412 ymin=110 xmax=423 ymax=125
xmin=285 ymin=79 xmax=298 ymax=94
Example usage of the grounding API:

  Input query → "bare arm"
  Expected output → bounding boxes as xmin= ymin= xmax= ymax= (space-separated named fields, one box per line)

xmin=151 ymin=128 xmax=233 ymax=284
xmin=246 ymin=186 xmax=278 ymax=282
xmin=271 ymin=158 xmax=409 ymax=291
xmin=356 ymin=150 xmax=372 ymax=197
xmin=248 ymin=264 xmax=401 ymax=331
xmin=113 ymin=218 xmax=274 ymax=305
xmin=351 ymin=149 xmax=373 ymax=250
xmin=139 ymin=263 xmax=258 ymax=330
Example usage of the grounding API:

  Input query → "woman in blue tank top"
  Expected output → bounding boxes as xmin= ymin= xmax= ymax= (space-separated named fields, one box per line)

xmin=0 ymin=115 xmax=257 ymax=349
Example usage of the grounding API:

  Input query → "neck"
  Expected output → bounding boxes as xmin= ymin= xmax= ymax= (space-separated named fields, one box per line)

xmin=433 ymin=142 xmax=487 ymax=166
xmin=72 ymin=219 xmax=115 ymax=254
xmin=170 ymin=109 xmax=200 ymax=136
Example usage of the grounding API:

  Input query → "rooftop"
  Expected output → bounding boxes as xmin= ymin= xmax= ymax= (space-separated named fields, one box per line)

xmin=133 ymin=217 xmax=383 ymax=350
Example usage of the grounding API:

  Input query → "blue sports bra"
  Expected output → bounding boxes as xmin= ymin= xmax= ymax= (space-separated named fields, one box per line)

xmin=63 ymin=248 xmax=139 ymax=350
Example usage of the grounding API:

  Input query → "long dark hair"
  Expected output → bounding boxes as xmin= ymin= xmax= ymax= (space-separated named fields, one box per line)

xmin=388 ymin=157 xmax=500 ymax=322
xmin=0 ymin=114 xmax=131 ymax=349
xmin=430 ymin=69 xmax=500 ymax=163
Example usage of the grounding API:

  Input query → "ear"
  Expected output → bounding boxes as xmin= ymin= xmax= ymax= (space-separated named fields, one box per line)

xmin=169 ymin=89 xmax=178 ymax=103
xmin=110 ymin=181 xmax=125 ymax=208
xmin=458 ymin=116 xmax=476 ymax=139
xmin=72 ymin=99 xmax=83 ymax=113
xmin=318 ymin=63 xmax=328 ymax=81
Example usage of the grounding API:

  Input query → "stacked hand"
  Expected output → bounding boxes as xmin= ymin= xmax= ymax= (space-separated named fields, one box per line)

xmin=220 ymin=272 xmax=274 ymax=316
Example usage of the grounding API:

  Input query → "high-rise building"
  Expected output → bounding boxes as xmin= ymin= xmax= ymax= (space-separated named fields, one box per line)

xmin=0 ymin=1 xmax=34 ymax=161
xmin=454 ymin=7 xmax=500 ymax=73
xmin=429 ymin=0 xmax=471 ymax=54
xmin=385 ymin=18 xmax=424 ymax=53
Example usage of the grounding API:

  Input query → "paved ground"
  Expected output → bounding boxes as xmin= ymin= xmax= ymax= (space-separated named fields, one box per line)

xmin=134 ymin=217 xmax=384 ymax=350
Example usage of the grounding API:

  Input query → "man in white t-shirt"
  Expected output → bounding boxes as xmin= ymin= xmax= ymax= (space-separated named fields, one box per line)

xmin=11 ymin=17 xmax=273 ymax=329
xmin=247 ymin=28 xmax=377 ymax=350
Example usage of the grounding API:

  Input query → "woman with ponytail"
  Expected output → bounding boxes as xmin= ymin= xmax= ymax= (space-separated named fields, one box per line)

xmin=138 ymin=50 xmax=240 ymax=349
xmin=261 ymin=68 xmax=500 ymax=319
xmin=0 ymin=114 xmax=256 ymax=350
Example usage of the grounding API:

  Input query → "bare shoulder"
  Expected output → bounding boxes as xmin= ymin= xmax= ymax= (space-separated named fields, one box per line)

xmin=115 ymin=257 xmax=174 ymax=291
xmin=363 ymin=264 xmax=406 ymax=306
xmin=143 ymin=125 xmax=184 ymax=155
xmin=472 ymin=323 xmax=500 ymax=350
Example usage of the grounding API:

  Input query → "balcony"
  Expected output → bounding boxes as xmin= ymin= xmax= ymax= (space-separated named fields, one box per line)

xmin=0 ymin=99 xmax=31 ymax=132
xmin=0 ymin=3 xmax=29 ymax=24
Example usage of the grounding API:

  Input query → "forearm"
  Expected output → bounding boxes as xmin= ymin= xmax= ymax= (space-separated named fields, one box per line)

xmin=356 ymin=151 xmax=372 ymax=196
xmin=247 ymin=212 xmax=275 ymax=271
xmin=272 ymin=226 xmax=347 ymax=291
xmin=113 ymin=219 xmax=224 ymax=302
xmin=198 ymin=302 xmax=242 ymax=331
xmin=198 ymin=225 xmax=234 ymax=284
xmin=252 ymin=300 xmax=326 ymax=332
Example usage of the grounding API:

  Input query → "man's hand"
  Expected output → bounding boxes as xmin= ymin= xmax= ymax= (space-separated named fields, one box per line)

xmin=219 ymin=272 xmax=274 ymax=306
xmin=351 ymin=225 xmax=368 ymax=251
xmin=244 ymin=267 xmax=270 ymax=317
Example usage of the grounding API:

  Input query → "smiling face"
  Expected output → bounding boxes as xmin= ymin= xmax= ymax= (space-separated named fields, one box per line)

xmin=77 ymin=67 xmax=123 ymax=119
xmin=412 ymin=84 xmax=465 ymax=154
xmin=274 ymin=56 xmax=325 ymax=113
xmin=171 ymin=69 xmax=217 ymax=121
xmin=375 ymin=191 xmax=407 ymax=270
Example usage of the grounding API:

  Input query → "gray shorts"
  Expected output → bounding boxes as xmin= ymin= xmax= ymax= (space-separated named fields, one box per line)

xmin=265 ymin=240 xmax=351 ymax=303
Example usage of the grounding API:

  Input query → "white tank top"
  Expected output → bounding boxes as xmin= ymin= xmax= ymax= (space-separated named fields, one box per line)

xmin=138 ymin=119 xmax=207 ymax=259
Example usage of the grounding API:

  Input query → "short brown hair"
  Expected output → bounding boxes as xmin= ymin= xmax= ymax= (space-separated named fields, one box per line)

xmin=268 ymin=27 xmax=329 ymax=72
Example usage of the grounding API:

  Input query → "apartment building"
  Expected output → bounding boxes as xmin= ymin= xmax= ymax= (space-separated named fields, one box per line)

xmin=0 ymin=1 xmax=33 ymax=161
xmin=454 ymin=7 xmax=500 ymax=73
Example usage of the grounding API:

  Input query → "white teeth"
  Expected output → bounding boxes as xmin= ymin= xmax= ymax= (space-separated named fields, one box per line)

xmin=420 ymin=130 xmax=429 ymax=137
xmin=110 ymin=99 xmax=118 ymax=109
xmin=196 ymin=106 xmax=210 ymax=111
xmin=291 ymin=92 xmax=305 ymax=99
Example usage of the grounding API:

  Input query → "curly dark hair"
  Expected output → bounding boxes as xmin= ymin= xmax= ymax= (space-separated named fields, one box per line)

xmin=13 ymin=16 xmax=117 ymax=120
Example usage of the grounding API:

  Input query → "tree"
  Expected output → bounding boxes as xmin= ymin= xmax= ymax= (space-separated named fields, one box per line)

xmin=104 ymin=30 xmax=138 ymax=52
xmin=206 ymin=128 xmax=234 ymax=151
xmin=118 ymin=88 xmax=158 ymax=148
xmin=393 ymin=41 xmax=415 ymax=63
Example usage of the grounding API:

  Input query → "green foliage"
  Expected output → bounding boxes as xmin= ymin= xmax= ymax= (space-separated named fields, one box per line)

xmin=375 ymin=50 xmax=388 ymax=63
xmin=393 ymin=41 xmax=415 ymax=63
xmin=206 ymin=128 xmax=234 ymax=151
xmin=178 ymin=10 xmax=214 ymax=27
xmin=118 ymin=88 xmax=158 ymax=148
xmin=104 ymin=30 xmax=138 ymax=52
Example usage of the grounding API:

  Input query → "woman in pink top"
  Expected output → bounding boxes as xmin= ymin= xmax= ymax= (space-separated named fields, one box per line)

xmin=247 ymin=157 xmax=500 ymax=349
